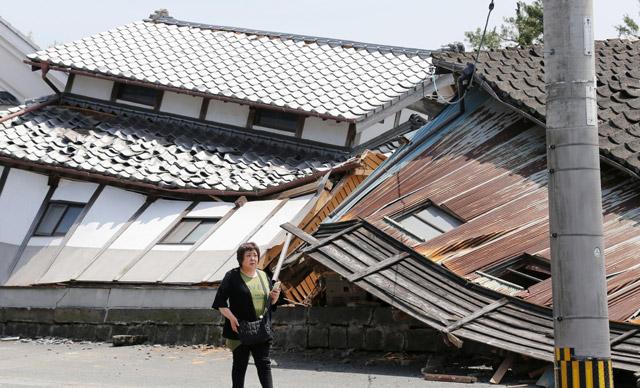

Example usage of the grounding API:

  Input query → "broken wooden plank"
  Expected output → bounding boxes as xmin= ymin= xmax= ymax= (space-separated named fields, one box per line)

xmin=423 ymin=373 xmax=477 ymax=384
xmin=280 ymin=222 xmax=319 ymax=245
xmin=610 ymin=328 xmax=639 ymax=347
xmin=443 ymin=298 xmax=509 ymax=334
xmin=346 ymin=252 xmax=410 ymax=282
xmin=490 ymin=354 xmax=514 ymax=384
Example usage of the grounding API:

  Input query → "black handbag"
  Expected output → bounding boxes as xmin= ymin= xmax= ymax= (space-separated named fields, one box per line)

xmin=237 ymin=272 xmax=273 ymax=345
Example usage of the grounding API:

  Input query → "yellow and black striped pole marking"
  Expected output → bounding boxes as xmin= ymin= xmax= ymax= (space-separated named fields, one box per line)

xmin=555 ymin=347 xmax=614 ymax=388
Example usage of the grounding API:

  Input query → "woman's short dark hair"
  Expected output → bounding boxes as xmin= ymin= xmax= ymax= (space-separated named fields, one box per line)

xmin=237 ymin=242 xmax=260 ymax=266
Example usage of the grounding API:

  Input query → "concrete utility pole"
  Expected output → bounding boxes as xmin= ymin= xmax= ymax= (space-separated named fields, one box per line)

xmin=544 ymin=0 xmax=614 ymax=387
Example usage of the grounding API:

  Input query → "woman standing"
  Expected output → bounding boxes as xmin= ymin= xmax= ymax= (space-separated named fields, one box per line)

xmin=212 ymin=242 xmax=281 ymax=388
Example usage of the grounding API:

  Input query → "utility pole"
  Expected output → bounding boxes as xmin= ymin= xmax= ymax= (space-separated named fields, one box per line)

xmin=544 ymin=0 xmax=614 ymax=387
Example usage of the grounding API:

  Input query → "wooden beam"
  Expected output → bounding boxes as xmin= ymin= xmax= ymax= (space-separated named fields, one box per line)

xmin=0 ymin=166 xmax=10 ymax=198
xmin=199 ymin=98 xmax=210 ymax=120
xmin=423 ymin=373 xmax=477 ymax=384
xmin=490 ymin=354 xmax=514 ymax=384
xmin=346 ymin=252 xmax=410 ymax=282
xmin=280 ymin=222 xmax=319 ymax=245
xmin=610 ymin=329 xmax=639 ymax=347
xmin=6 ymin=176 xmax=59 ymax=277
xmin=443 ymin=298 xmax=509 ymax=334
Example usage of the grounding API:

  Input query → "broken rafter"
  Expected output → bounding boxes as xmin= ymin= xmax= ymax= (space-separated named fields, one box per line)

xmin=346 ymin=252 xmax=410 ymax=282
xmin=443 ymin=298 xmax=509 ymax=334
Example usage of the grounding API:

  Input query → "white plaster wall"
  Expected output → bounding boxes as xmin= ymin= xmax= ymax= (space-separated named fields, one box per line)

xmin=66 ymin=186 xmax=147 ymax=248
xmin=109 ymin=199 xmax=192 ymax=250
xmin=70 ymin=75 xmax=113 ymax=101
xmin=251 ymin=194 xmax=313 ymax=248
xmin=301 ymin=118 xmax=349 ymax=146
xmin=197 ymin=200 xmax=282 ymax=251
xmin=356 ymin=114 xmax=397 ymax=145
xmin=51 ymin=179 xmax=98 ymax=203
xmin=0 ymin=169 xmax=49 ymax=244
xmin=0 ymin=18 xmax=65 ymax=101
xmin=160 ymin=91 xmax=202 ymax=118
xmin=27 ymin=237 xmax=63 ymax=247
xmin=188 ymin=202 xmax=234 ymax=218
xmin=205 ymin=99 xmax=249 ymax=127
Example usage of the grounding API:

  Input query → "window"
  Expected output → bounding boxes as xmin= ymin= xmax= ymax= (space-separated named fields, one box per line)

xmin=34 ymin=202 xmax=85 ymax=237
xmin=387 ymin=203 xmax=462 ymax=242
xmin=114 ymin=83 xmax=161 ymax=107
xmin=160 ymin=218 xmax=218 ymax=245
xmin=253 ymin=108 xmax=301 ymax=133
xmin=485 ymin=254 xmax=551 ymax=289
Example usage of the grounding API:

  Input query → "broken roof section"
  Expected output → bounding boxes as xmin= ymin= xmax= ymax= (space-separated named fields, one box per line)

xmin=433 ymin=39 xmax=640 ymax=176
xmin=26 ymin=12 xmax=433 ymax=122
xmin=287 ymin=219 xmax=640 ymax=372
xmin=0 ymin=95 xmax=351 ymax=196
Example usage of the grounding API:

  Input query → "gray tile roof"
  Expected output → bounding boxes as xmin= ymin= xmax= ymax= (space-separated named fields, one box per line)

xmin=0 ymin=92 xmax=19 ymax=107
xmin=0 ymin=96 xmax=347 ymax=193
xmin=433 ymin=39 xmax=640 ymax=174
xmin=27 ymin=15 xmax=433 ymax=122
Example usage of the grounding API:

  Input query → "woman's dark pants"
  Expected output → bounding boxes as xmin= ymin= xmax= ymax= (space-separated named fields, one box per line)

xmin=232 ymin=341 xmax=273 ymax=388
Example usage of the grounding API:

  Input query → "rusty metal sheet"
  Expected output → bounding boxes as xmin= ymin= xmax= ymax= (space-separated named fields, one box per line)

xmin=335 ymin=89 xmax=640 ymax=322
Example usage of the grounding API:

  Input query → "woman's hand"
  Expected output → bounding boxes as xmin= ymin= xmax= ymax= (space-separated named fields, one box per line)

xmin=219 ymin=307 xmax=240 ymax=333
xmin=269 ymin=287 xmax=281 ymax=304
xmin=229 ymin=315 xmax=240 ymax=333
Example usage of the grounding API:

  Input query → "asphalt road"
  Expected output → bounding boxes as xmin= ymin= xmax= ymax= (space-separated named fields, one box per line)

xmin=0 ymin=339 xmax=528 ymax=388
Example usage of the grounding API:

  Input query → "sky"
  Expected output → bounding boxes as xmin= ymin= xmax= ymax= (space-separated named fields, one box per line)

xmin=1 ymin=0 xmax=638 ymax=51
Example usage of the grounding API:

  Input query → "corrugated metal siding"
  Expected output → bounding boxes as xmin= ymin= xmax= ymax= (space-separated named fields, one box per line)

xmin=338 ymin=88 xmax=640 ymax=322
xmin=303 ymin=220 xmax=640 ymax=372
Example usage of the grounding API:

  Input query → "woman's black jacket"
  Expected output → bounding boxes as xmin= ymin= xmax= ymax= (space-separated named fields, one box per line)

xmin=212 ymin=267 xmax=284 ymax=340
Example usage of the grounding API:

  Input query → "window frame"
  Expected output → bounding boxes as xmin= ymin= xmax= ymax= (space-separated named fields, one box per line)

xmin=33 ymin=200 xmax=86 ymax=237
xmin=251 ymin=107 xmax=305 ymax=135
xmin=111 ymin=82 xmax=163 ymax=109
xmin=484 ymin=253 xmax=551 ymax=289
xmin=158 ymin=217 xmax=220 ymax=245
xmin=385 ymin=200 xmax=464 ymax=242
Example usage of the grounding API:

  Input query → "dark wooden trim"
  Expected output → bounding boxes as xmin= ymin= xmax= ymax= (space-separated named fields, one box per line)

xmin=199 ymin=98 xmax=210 ymax=120
xmin=114 ymin=201 xmax=200 ymax=281
xmin=246 ymin=107 xmax=256 ymax=129
xmin=0 ymin=166 xmax=10 ymax=198
xmin=72 ymin=196 xmax=157 ymax=281
xmin=6 ymin=176 xmax=60 ymax=277
xmin=295 ymin=116 xmax=306 ymax=138
xmin=159 ymin=202 xmax=241 ymax=282
xmin=202 ymin=198 xmax=291 ymax=282
xmin=37 ymin=184 xmax=106 ymax=283
xmin=154 ymin=90 xmax=164 ymax=111
xmin=393 ymin=110 xmax=402 ymax=127
xmin=346 ymin=123 xmax=357 ymax=147
xmin=64 ymin=73 xmax=76 ymax=94
xmin=109 ymin=82 xmax=120 ymax=102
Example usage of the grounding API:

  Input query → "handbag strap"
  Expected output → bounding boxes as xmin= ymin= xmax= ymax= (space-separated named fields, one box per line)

xmin=256 ymin=270 xmax=272 ymax=317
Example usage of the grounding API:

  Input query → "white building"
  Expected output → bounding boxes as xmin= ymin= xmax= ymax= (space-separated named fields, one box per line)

xmin=0 ymin=16 xmax=66 ymax=102
xmin=0 ymin=10 xmax=450 ymax=309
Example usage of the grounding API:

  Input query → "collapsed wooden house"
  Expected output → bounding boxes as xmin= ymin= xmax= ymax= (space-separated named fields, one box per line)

xmin=279 ymin=39 xmax=640 ymax=372
xmin=0 ymin=10 xmax=449 ymax=309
